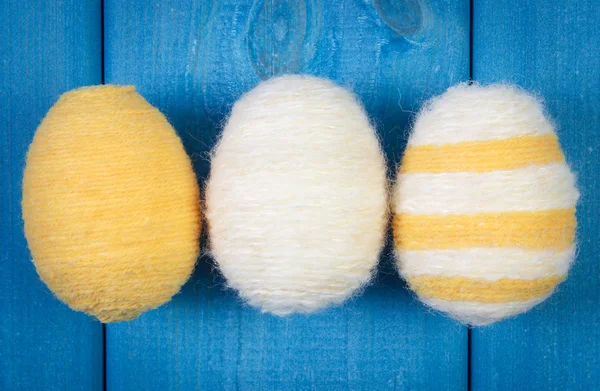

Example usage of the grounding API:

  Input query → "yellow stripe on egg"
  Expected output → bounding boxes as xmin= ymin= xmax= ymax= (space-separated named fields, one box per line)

xmin=400 ymin=134 xmax=564 ymax=173
xmin=393 ymin=208 xmax=576 ymax=251
xmin=406 ymin=275 xmax=562 ymax=303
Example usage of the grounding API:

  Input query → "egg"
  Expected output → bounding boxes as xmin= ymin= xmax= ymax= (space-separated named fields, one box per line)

xmin=206 ymin=75 xmax=389 ymax=315
xmin=393 ymin=83 xmax=579 ymax=325
xmin=22 ymin=85 xmax=201 ymax=322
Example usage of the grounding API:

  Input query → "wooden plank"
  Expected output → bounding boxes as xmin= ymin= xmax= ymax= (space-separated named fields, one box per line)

xmin=0 ymin=1 xmax=104 ymax=390
xmin=104 ymin=1 xmax=469 ymax=389
xmin=471 ymin=0 xmax=600 ymax=389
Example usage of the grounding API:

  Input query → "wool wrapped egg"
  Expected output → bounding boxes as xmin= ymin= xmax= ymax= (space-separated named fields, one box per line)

xmin=22 ymin=85 xmax=201 ymax=322
xmin=206 ymin=75 xmax=388 ymax=315
xmin=393 ymin=83 xmax=579 ymax=326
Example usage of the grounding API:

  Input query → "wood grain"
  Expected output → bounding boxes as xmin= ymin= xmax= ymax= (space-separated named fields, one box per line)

xmin=0 ymin=1 xmax=104 ymax=390
xmin=472 ymin=0 xmax=600 ymax=389
xmin=104 ymin=0 xmax=469 ymax=390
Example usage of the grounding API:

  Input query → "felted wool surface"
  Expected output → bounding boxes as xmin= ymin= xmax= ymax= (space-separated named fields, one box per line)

xmin=393 ymin=83 xmax=579 ymax=326
xmin=22 ymin=85 xmax=201 ymax=323
xmin=206 ymin=75 xmax=388 ymax=315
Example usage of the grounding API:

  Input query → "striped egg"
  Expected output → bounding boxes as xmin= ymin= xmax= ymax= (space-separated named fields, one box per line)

xmin=393 ymin=83 xmax=579 ymax=326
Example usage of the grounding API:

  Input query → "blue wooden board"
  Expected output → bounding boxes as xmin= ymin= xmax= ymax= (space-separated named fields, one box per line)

xmin=104 ymin=1 xmax=469 ymax=390
xmin=5 ymin=0 xmax=599 ymax=389
xmin=471 ymin=0 xmax=600 ymax=389
xmin=0 ymin=1 xmax=104 ymax=390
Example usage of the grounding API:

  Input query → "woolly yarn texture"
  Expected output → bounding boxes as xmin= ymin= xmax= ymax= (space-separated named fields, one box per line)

xmin=22 ymin=85 xmax=201 ymax=322
xmin=206 ymin=75 xmax=388 ymax=315
xmin=393 ymin=84 xmax=579 ymax=325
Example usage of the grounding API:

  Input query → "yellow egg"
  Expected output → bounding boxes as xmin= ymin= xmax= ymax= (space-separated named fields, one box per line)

xmin=22 ymin=85 xmax=201 ymax=322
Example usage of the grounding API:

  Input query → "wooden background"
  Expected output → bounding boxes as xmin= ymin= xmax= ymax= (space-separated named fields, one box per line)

xmin=1 ymin=0 xmax=598 ymax=389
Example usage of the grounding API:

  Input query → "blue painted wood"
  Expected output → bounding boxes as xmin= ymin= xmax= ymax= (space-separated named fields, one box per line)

xmin=104 ymin=0 xmax=469 ymax=390
xmin=472 ymin=0 xmax=600 ymax=389
xmin=0 ymin=1 xmax=104 ymax=390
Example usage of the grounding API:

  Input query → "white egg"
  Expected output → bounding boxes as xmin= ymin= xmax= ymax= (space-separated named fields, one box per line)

xmin=206 ymin=75 xmax=388 ymax=315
